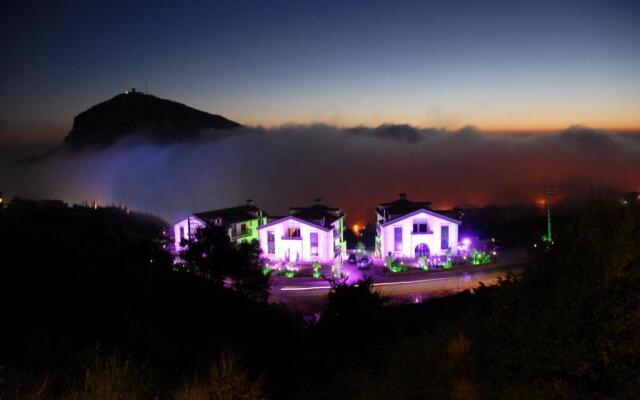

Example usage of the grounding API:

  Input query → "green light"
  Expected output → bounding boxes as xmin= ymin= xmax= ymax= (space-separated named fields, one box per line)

xmin=312 ymin=261 xmax=321 ymax=278
xmin=418 ymin=256 xmax=429 ymax=270
xmin=385 ymin=256 xmax=406 ymax=273
xmin=541 ymin=187 xmax=553 ymax=247
xmin=469 ymin=249 xmax=491 ymax=265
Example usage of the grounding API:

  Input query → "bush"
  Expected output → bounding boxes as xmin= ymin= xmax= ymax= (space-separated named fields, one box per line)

xmin=469 ymin=249 xmax=491 ymax=265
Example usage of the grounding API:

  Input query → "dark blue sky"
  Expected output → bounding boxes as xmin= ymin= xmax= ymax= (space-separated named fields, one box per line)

xmin=2 ymin=0 xmax=639 ymax=143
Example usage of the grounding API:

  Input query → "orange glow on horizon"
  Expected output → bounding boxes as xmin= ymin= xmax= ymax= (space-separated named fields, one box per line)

xmin=235 ymin=115 xmax=640 ymax=134
xmin=352 ymin=224 xmax=362 ymax=236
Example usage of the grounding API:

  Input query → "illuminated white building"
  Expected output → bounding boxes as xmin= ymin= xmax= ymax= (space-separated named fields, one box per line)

xmin=172 ymin=200 xmax=267 ymax=253
xmin=376 ymin=194 xmax=460 ymax=259
xmin=258 ymin=199 xmax=346 ymax=264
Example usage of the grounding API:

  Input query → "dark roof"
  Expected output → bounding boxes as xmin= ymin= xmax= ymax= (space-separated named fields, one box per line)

xmin=194 ymin=204 xmax=266 ymax=225
xmin=259 ymin=215 xmax=332 ymax=231
xmin=288 ymin=203 xmax=344 ymax=228
xmin=377 ymin=196 xmax=432 ymax=221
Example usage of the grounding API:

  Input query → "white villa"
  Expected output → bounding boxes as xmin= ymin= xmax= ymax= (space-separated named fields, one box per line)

xmin=172 ymin=200 xmax=267 ymax=252
xmin=258 ymin=199 xmax=346 ymax=264
xmin=376 ymin=194 xmax=461 ymax=259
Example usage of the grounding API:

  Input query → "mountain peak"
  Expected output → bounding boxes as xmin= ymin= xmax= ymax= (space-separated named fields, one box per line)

xmin=62 ymin=91 xmax=243 ymax=150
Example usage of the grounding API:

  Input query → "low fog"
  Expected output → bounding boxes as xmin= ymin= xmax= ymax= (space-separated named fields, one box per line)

xmin=2 ymin=125 xmax=639 ymax=223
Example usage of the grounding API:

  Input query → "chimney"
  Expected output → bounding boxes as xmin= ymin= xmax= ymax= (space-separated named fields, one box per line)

xmin=246 ymin=199 xmax=254 ymax=206
xmin=315 ymin=198 xmax=324 ymax=206
xmin=398 ymin=193 xmax=407 ymax=200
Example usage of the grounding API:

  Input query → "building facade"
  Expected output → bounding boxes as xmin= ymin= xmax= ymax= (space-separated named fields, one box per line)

xmin=172 ymin=200 xmax=267 ymax=252
xmin=258 ymin=199 xmax=346 ymax=264
xmin=376 ymin=194 xmax=461 ymax=259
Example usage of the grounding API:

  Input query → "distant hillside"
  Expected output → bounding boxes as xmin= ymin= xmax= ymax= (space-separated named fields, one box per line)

xmin=62 ymin=90 xmax=243 ymax=150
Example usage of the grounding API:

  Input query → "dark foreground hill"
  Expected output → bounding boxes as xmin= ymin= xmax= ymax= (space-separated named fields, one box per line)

xmin=62 ymin=90 xmax=243 ymax=150
xmin=1 ymin=195 xmax=638 ymax=399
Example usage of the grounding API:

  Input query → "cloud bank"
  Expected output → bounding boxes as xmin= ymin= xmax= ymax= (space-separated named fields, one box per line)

xmin=2 ymin=124 xmax=639 ymax=223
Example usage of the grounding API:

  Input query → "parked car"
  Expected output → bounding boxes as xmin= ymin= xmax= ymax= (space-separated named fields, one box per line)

xmin=357 ymin=256 xmax=372 ymax=269
xmin=347 ymin=253 xmax=358 ymax=264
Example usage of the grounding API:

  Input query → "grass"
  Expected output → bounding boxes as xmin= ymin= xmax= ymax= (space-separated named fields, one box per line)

xmin=174 ymin=353 xmax=267 ymax=400
xmin=63 ymin=355 xmax=150 ymax=400
xmin=1 ymin=353 xmax=266 ymax=400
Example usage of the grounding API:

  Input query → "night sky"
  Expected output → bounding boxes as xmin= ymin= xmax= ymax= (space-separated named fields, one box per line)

xmin=1 ymin=0 xmax=639 ymax=223
xmin=2 ymin=0 xmax=639 ymax=143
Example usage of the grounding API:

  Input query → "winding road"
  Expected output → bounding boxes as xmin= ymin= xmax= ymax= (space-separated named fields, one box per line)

xmin=269 ymin=248 xmax=530 ymax=310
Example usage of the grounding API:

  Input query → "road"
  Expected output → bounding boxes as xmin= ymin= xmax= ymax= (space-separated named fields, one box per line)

xmin=269 ymin=248 xmax=530 ymax=310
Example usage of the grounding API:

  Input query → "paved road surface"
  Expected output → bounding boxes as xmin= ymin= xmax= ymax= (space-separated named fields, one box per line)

xmin=269 ymin=248 xmax=530 ymax=310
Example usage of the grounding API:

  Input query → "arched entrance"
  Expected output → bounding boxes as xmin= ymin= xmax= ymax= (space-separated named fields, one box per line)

xmin=285 ymin=249 xmax=299 ymax=262
xmin=415 ymin=243 xmax=430 ymax=258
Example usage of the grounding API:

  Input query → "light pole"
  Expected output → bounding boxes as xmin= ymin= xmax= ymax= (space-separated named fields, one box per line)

xmin=541 ymin=187 xmax=553 ymax=247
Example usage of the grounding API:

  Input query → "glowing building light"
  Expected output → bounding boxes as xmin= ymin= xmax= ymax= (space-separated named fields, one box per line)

xmin=352 ymin=224 xmax=361 ymax=236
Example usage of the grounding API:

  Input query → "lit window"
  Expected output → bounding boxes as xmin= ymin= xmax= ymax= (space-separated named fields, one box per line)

xmin=310 ymin=232 xmax=318 ymax=256
xmin=267 ymin=231 xmax=275 ymax=254
xmin=394 ymin=227 xmax=403 ymax=251
xmin=441 ymin=226 xmax=449 ymax=250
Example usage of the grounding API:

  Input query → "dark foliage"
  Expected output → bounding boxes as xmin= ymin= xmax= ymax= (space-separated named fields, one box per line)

xmin=1 ymin=195 xmax=638 ymax=399
xmin=477 ymin=195 xmax=640 ymax=397
xmin=179 ymin=225 xmax=270 ymax=302
xmin=308 ymin=195 xmax=640 ymax=399
xmin=321 ymin=278 xmax=385 ymax=332
xmin=0 ymin=198 xmax=299 ymax=398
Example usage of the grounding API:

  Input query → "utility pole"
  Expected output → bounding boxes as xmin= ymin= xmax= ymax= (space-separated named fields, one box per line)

xmin=541 ymin=187 xmax=553 ymax=246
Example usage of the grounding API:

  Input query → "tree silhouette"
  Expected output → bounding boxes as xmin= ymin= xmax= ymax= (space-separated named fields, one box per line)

xmin=321 ymin=277 xmax=385 ymax=334
xmin=180 ymin=225 xmax=269 ymax=301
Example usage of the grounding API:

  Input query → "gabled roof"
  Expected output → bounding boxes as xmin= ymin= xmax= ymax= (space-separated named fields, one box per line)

xmin=382 ymin=208 xmax=462 ymax=227
xmin=193 ymin=204 xmax=266 ymax=225
xmin=257 ymin=215 xmax=332 ymax=232
xmin=376 ymin=195 xmax=432 ymax=221
xmin=288 ymin=203 xmax=344 ymax=228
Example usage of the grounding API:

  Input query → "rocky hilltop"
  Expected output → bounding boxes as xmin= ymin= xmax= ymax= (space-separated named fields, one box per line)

xmin=62 ymin=90 xmax=243 ymax=150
